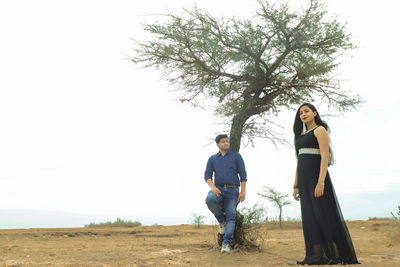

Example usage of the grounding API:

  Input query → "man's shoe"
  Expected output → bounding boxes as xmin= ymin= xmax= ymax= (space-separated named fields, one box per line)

xmin=221 ymin=243 xmax=231 ymax=253
xmin=218 ymin=222 xmax=225 ymax=234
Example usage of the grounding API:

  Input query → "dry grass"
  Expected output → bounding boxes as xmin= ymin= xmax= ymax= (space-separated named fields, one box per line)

xmin=2 ymin=220 xmax=400 ymax=266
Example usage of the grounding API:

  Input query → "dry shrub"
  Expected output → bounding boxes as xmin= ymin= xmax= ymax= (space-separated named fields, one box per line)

xmin=214 ymin=202 xmax=268 ymax=251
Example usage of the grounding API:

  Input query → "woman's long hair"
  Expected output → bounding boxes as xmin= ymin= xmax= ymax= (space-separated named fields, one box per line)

xmin=293 ymin=103 xmax=335 ymax=166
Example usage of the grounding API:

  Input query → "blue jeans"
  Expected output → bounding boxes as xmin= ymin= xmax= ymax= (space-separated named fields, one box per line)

xmin=205 ymin=186 xmax=239 ymax=245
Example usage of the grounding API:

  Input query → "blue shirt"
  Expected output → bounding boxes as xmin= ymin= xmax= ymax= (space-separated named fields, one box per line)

xmin=204 ymin=149 xmax=247 ymax=186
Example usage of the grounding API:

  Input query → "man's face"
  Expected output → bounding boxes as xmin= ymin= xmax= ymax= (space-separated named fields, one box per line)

xmin=217 ymin=137 xmax=230 ymax=151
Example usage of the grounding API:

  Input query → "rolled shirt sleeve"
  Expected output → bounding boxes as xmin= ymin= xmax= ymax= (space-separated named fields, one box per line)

xmin=204 ymin=156 xmax=214 ymax=181
xmin=237 ymin=152 xmax=247 ymax=182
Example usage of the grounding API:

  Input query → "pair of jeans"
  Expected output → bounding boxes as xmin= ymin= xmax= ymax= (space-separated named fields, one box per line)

xmin=205 ymin=186 xmax=239 ymax=245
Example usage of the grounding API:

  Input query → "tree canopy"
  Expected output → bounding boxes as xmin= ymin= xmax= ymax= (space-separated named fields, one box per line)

xmin=130 ymin=0 xmax=363 ymax=151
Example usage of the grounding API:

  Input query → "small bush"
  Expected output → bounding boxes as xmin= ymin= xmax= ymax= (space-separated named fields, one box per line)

xmin=237 ymin=202 xmax=268 ymax=249
xmin=239 ymin=203 xmax=268 ymax=225
xmin=285 ymin=216 xmax=302 ymax=222
xmin=390 ymin=205 xmax=400 ymax=220
xmin=84 ymin=217 xmax=142 ymax=227
xmin=189 ymin=213 xmax=206 ymax=228
xmin=367 ymin=216 xmax=393 ymax=221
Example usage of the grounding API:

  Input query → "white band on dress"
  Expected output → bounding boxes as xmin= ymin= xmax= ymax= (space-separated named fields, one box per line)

xmin=299 ymin=148 xmax=320 ymax=155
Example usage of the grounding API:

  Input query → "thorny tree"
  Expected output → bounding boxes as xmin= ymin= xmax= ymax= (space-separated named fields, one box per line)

xmin=130 ymin=0 xmax=363 ymax=152
xmin=258 ymin=186 xmax=291 ymax=228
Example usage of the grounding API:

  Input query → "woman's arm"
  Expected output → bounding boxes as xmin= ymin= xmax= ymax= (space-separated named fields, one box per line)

xmin=314 ymin=126 xmax=330 ymax=197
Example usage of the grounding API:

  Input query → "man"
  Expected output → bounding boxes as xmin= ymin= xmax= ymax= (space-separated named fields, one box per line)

xmin=204 ymin=134 xmax=247 ymax=253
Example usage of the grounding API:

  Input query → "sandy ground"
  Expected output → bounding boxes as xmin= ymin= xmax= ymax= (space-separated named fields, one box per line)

xmin=0 ymin=220 xmax=399 ymax=266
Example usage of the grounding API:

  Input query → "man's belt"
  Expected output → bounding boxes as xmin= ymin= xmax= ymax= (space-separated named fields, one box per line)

xmin=218 ymin=184 xmax=239 ymax=189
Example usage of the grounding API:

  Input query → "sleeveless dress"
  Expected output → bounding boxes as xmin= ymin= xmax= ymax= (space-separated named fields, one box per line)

xmin=295 ymin=125 xmax=360 ymax=265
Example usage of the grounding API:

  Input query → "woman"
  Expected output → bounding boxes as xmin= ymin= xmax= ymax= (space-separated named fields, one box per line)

xmin=292 ymin=103 xmax=360 ymax=265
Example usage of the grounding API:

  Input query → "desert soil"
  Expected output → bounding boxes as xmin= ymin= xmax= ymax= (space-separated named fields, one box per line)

xmin=0 ymin=220 xmax=399 ymax=266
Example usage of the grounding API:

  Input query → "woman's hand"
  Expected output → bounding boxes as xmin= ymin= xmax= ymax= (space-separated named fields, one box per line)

xmin=314 ymin=183 xmax=325 ymax=198
xmin=293 ymin=188 xmax=300 ymax=201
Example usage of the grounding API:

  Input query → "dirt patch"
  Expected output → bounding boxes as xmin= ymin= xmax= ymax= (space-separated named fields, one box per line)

xmin=0 ymin=221 xmax=399 ymax=266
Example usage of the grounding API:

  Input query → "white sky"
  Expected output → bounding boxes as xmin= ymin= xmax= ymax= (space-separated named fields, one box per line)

xmin=0 ymin=0 xmax=399 ymax=229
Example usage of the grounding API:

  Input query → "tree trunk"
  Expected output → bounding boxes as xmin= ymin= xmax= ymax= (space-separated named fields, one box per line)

xmin=217 ymin=210 xmax=245 ymax=247
xmin=228 ymin=113 xmax=249 ymax=152
xmin=279 ymin=207 xmax=282 ymax=229
xmin=216 ymin=112 xmax=251 ymax=248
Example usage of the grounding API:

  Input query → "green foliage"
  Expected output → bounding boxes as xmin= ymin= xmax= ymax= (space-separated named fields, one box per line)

xmin=84 ymin=217 xmax=142 ymax=227
xmin=131 ymin=0 xmax=364 ymax=149
xmin=239 ymin=202 xmax=268 ymax=226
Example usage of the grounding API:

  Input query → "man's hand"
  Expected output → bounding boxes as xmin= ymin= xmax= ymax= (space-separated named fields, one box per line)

xmin=211 ymin=186 xmax=222 ymax=198
xmin=206 ymin=179 xmax=221 ymax=197
xmin=237 ymin=190 xmax=246 ymax=203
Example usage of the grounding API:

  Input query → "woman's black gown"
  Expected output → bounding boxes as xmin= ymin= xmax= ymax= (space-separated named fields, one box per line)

xmin=295 ymin=125 xmax=360 ymax=265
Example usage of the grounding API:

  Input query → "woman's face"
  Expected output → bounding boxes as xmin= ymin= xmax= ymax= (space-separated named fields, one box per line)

xmin=299 ymin=105 xmax=317 ymax=124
